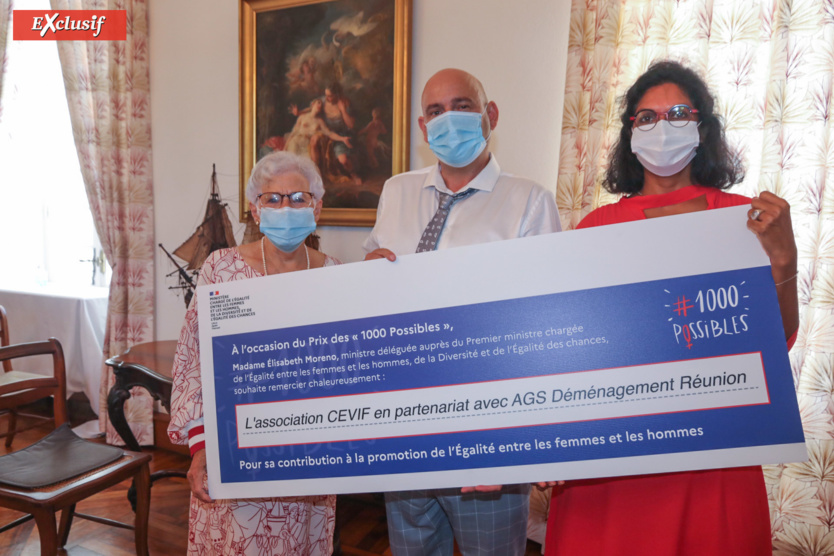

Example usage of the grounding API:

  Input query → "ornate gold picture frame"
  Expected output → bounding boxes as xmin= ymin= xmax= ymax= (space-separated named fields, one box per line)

xmin=240 ymin=0 xmax=411 ymax=226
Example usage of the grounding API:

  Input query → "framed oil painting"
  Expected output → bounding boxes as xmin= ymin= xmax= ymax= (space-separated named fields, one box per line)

xmin=240 ymin=0 xmax=412 ymax=226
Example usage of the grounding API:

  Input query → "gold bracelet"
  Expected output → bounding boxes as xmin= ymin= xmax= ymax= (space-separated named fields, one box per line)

xmin=775 ymin=272 xmax=798 ymax=286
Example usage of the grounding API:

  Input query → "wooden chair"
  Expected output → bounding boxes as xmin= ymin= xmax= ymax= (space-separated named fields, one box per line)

xmin=0 ymin=339 xmax=152 ymax=556
xmin=0 ymin=305 xmax=64 ymax=447
xmin=105 ymin=341 xmax=188 ymax=509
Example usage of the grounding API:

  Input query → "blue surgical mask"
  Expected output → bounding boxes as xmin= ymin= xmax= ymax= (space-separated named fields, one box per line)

xmin=259 ymin=206 xmax=316 ymax=253
xmin=426 ymin=109 xmax=490 ymax=168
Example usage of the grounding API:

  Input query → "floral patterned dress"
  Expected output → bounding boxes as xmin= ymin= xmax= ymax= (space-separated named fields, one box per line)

xmin=169 ymin=247 xmax=339 ymax=556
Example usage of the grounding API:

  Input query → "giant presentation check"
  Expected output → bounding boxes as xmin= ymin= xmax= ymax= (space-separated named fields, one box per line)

xmin=198 ymin=206 xmax=806 ymax=499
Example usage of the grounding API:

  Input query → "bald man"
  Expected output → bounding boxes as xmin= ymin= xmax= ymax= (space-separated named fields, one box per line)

xmin=363 ymin=69 xmax=561 ymax=555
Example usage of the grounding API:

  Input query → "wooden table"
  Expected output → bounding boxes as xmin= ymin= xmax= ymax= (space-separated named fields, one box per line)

xmin=0 ymin=284 xmax=108 ymax=415
xmin=105 ymin=341 xmax=177 ymax=453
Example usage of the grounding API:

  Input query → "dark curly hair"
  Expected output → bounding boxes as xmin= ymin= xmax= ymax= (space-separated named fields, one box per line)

xmin=603 ymin=60 xmax=744 ymax=195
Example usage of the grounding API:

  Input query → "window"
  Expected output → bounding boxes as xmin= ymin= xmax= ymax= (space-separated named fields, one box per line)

xmin=0 ymin=0 xmax=109 ymax=289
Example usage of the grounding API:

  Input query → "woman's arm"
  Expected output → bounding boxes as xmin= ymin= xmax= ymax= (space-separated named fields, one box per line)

xmin=168 ymin=296 xmax=214 ymax=501
xmin=747 ymin=191 xmax=799 ymax=341
xmin=187 ymin=448 xmax=213 ymax=503
xmin=168 ymin=253 xmax=224 ymax=501
xmin=167 ymin=299 xmax=204 ymax=446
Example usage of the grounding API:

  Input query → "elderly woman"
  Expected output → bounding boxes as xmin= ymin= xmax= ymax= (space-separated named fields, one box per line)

xmin=544 ymin=61 xmax=798 ymax=555
xmin=168 ymin=151 xmax=339 ymax=555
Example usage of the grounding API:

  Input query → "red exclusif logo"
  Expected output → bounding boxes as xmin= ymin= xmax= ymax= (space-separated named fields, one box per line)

xmin=13 ymin=10 xmax=126 ymax=41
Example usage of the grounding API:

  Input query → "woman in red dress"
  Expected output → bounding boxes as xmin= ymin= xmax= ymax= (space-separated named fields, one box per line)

xmin=544 ymin=61 xmax=799 ymax=555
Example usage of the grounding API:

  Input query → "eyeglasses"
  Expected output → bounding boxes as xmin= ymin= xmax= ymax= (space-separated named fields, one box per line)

xmin=256 ymin=191 xmax=315 ymax=208
xmin=630 ymin=105 xmax=699 ymax=131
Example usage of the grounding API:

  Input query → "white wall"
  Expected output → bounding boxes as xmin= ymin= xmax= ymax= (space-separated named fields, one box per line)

xmin=150 ymin=0 xmax=571 ymax=340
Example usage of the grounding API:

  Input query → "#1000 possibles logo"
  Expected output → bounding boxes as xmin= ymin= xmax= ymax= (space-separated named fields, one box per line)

xmin=13 ymin=10 xmax=126 ymax=41
xmin=665 ymin=282 xmax=751 ymax=349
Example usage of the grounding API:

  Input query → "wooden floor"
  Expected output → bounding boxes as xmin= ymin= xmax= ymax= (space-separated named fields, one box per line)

xmin=1 ymin=412 xmax=543 ymax=555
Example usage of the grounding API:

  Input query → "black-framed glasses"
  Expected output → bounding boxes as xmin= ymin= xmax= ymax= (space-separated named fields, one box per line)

xmin=630 ymin=105 xmax=699 ymax=131
xmin=256 ymin=191 xmax=315 ymax=208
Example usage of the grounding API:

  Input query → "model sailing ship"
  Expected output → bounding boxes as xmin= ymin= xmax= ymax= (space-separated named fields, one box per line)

xmin=159 ymin=164 xmax=237 ymax=307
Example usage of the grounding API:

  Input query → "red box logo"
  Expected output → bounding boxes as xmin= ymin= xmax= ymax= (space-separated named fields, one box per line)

xmin=13 ymin=10 xmax=126 ymax=41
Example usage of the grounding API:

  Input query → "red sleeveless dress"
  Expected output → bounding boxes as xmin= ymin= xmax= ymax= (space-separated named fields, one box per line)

xmin=545 ymin=186 xmax=774 ymax=556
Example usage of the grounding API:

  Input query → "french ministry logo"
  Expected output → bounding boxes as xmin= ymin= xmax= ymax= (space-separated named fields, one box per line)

xmin=13 ymin=10 xmax=127 ymax=41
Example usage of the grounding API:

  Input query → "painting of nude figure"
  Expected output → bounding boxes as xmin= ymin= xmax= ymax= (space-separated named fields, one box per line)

xmin=240 ymin=0 xmax=412 ymax=226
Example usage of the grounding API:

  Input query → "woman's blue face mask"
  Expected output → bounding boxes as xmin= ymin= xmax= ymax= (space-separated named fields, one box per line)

xmin=425 ymin=108 xmax=490 ymax=168
xmin=259 ymin=206 xmax=316 ymax=253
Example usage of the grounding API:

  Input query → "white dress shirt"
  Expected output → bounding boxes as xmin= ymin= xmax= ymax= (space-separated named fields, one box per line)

xmin=363 ymin=155 xmax=561 ymax=255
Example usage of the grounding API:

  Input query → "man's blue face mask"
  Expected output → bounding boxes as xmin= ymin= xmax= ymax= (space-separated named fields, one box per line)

xmin=425 ymin=108 xmax=490 ymax=168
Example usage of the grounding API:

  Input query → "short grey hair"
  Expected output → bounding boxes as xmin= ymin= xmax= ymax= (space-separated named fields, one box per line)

xmin=246 ymin=151 xmax=325 ymax=203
